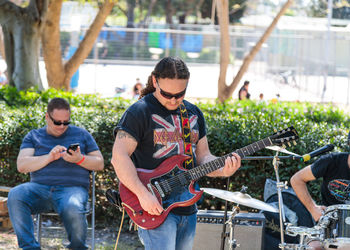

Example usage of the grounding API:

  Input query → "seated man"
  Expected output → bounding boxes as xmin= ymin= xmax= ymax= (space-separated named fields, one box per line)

xmin=7 ymin=97 xmax=104 ymax=250
xmin=290 ymin=138 xmax=350 ymax=250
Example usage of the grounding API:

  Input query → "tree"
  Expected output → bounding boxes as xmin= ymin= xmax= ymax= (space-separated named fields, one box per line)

xmin=0 ymin=0 xmax=115 ymax=91
xmin=216 ymin=0 xmax=294 ymax=102
xmin=42 ymin=0 xmax=115 ymax=90
xmin=0 ymin=27 xmax=5 ymax=64
xmin=307 ymin=0 xmax=327 ymax=18
xmin=0 ymin=0 xmax=48 ymax=90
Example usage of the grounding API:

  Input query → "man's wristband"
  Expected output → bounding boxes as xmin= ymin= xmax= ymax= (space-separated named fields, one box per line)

xmin=76 ymin=155 xmax=85 ymax=165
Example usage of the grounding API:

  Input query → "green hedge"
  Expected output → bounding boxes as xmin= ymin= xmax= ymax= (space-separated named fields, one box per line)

xmin=1 ymin=86 xmax=349 ymax=222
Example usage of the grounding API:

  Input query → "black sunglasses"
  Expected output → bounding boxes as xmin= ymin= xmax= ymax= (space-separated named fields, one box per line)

xmin=156 ymin=80 xmax=187 ymax=100
xmin=48 ymin=113 xmax=70 ymax=126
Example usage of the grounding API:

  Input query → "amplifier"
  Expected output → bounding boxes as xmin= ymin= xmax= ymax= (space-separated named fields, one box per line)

xmin=233 ymin=212 xmax=266 ymax=250
xmin=193 ymin=210 xmax=231 ymax=250
xmin=193 ymin=210 xmax=265 ymax=250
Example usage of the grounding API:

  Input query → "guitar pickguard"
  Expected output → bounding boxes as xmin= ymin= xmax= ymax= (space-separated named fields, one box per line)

xmin=150 ymin=166 xmax=195 ymax=210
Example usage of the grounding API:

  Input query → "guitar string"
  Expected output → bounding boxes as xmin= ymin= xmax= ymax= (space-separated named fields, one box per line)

xmin=158 ymin=142 xmax=263 ymax=192
xmin=162 ymin=135 xmax=282 ymax=192
xmin=159 ymin=154 xmax=228 ymax=191
xmin=158 ymin=141 xmax=268 ymax=193
xmin=156 ymin=134 xmax=295 ymax=194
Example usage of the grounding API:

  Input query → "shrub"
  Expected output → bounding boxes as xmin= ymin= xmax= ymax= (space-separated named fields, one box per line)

xmin=1 ymin=86 xmax=349 ymax=221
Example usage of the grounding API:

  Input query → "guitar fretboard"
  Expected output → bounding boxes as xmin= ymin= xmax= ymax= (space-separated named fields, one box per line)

xmin=187 ymin=137 xmax=273 ymax=180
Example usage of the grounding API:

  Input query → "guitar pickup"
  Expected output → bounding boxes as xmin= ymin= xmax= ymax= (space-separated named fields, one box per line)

xmin=148 ymin=182 xmax=165 ymax=198
xmin=147 ymin=183 xmax=156 ymax=196
xmin=155 ymin=181 xmax=165 ymax=198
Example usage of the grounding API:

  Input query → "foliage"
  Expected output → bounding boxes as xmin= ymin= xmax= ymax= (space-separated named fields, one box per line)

xmin=1 ymin=87 xmax=350 ymax=221
xmin=306 ymin=0 xmax=328 ymax=18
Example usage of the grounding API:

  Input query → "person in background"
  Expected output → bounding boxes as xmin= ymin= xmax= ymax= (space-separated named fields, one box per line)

xmin=238 ymin=80 xmax=250 ymax=100
xmin=259 ymin=93 xmax=264 ymax=100
xmin=7 ymin=98 xmax=104 ymax=250
xmin=133 ymin=78 xmax=143 ymax=99
xmin=111 ymin=57 xmax=241 ymax=250
xmin=0 ymin=70 xmax=8 ymax=85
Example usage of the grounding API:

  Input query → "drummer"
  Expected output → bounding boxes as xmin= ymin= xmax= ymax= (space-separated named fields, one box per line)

xmin=290 ymin=134 xmax=350 ymax=249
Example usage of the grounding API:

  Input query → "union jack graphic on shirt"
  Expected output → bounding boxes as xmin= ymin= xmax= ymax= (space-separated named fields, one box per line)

xmin=152 ymin=114 xmax=199 ymax=159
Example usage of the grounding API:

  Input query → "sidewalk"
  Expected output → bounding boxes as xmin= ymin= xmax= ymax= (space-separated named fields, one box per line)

xmin=2 ymin=59 xmax=349 ymax=105
xmin=68 ymin=63 xmax=350 ymax=105
xmin=0 ymin=224 xmax=143 ymax=250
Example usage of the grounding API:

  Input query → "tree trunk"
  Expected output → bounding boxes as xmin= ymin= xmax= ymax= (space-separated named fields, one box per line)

xmin=195 ymin=0 xmax=205 ymax=23
xmin=126 ymin=0 xmax=135 ymax=28
xmin=165 ymin=0 xmax=174 ymax=25
xmin=216 ymin=0 xmax=230 ymax=103
xmin=217 ymin=0 xmax=294 ymax=103
xmin=41 ymin=0 xmax=64 ymax=89
xmin=42 ymin=0 xmax=115 ymax=90
xmin=0 ymin=27 xmax=5 ymax=63
xmin=0 ymin=0 xmax=48 ymax=90
xmin=141 ymin=0 xmax=157 ymax=26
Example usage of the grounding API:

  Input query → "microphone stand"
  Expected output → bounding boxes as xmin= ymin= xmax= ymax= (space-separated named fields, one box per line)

xmin=220 ymin=177 xmax=230 ymax=250
xmin=219 ymin=154 xmax=300 ymax=250
xmin=272 ymin=150 xmax=287 ymax=250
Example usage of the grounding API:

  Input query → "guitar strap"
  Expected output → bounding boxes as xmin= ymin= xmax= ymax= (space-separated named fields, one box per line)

xmin=179 ymin=102 xmax=194 ymax=169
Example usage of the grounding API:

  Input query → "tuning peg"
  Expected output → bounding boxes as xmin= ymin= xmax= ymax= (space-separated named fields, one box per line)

xmin=293 ymin=141 xmax=297 ymax=146
xmin=282 ymin=144 xmax=286 ymax=149
xmin=274 ymin=128 xmax=277 ymax=133
xmin=287 ymin=142 xmax=291 ymax=147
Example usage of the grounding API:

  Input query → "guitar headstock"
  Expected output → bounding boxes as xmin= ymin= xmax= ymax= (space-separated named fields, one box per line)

xmin=270 ymin=126 xmax=299 ymax=147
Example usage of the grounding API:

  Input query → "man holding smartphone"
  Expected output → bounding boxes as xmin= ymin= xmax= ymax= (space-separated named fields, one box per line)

xmin=7 ymin=98 xmax=104 ymax=250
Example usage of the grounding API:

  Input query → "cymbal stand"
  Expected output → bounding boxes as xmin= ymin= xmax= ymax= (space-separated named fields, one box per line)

xmin=272 ymin=150 xmax=288 ymax=250
xmin=228 ymin=205 xmax=240 ymax=250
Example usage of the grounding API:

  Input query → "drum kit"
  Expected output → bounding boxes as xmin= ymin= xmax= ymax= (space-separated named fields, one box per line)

xmin=201 ymin=146 xmax=350 ymax=250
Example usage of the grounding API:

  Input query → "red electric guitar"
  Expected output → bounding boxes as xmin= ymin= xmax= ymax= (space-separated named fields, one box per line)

xmin=119 ymin=126 xmax=299 ymax=229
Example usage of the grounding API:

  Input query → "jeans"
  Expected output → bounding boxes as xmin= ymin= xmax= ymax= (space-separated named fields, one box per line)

xmin=7 ymin=182 xmax=89 ymax=250
xmin=138 ymin=212 xmax=197 ymax=250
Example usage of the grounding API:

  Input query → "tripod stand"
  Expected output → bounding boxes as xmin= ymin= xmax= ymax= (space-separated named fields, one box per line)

xmin=219 ymin=153 xmax=301 ymax=250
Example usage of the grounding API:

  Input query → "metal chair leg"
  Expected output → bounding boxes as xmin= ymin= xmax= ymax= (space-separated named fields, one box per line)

xmin=34 ymin=172 xmax=96 ymax=249
xmin=36 ymin=213 xmax=42 ymax=245
xmin=91 ymin=171 xmax=95 ymax=250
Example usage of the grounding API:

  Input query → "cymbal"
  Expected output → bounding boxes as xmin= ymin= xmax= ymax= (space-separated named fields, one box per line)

xmin=201 ymin=188 xmax=278 ymax=213
xmin=266 ymin=146 xmax=301 ymax=157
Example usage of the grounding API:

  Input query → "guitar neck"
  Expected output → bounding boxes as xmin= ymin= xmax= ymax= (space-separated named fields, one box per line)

xmin=188 ymin=137 xmax=273 ymax=180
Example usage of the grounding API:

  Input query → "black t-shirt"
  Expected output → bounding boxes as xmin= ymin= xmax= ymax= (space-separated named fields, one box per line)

xmin=311 ymin=152 xmax=350 ymax=206
xmin=116 ymin=94 xmax=206 ymax=215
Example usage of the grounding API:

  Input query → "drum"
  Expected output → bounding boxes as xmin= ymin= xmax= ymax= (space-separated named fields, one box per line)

xmin=320 ymin=204 xmax=350 ymax=248
xmin=286 ymin=225 xmax=321 ymax=239
xmin=282 ymin=243 xmax=311 ymax=250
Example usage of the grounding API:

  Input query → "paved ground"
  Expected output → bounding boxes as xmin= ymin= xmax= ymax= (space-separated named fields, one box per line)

xmin=0 ymin=222 xmax=143 ymax=250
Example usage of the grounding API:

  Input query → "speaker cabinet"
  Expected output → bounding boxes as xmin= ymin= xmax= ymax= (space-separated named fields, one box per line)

xmin=232 ymin=212 xmax=265 ymax=250
xmin=193 ymin=210 xmax=231 ymax=250
xmin=193 ymin=210 xmax=265 ymax=250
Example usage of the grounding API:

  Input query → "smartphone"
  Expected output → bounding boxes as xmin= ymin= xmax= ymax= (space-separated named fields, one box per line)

xmin=67 ymin=143 xmax=80 ymax=155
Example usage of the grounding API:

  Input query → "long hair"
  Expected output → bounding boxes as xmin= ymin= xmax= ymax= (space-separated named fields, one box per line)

xmin=139 ymin=57 xmax=190 ymax=99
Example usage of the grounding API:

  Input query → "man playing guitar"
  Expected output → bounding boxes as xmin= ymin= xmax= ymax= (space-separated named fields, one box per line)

xmin=111 ymin=57 xmax=241 ymax=250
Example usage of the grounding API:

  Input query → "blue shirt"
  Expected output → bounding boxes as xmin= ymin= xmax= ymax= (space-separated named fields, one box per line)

xmin=20 ymin=125 xmax=99 ymax=190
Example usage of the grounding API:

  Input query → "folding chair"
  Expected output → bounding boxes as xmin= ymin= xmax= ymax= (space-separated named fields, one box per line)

xmin=35 ymin=171 xmax=96 ymax=250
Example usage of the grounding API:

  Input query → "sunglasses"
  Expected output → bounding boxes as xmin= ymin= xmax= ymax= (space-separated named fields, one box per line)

xmin=48 ymin=113 xmax=70 ymax=126
xmin=156 ymin=80 xmax=187 ymax=100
